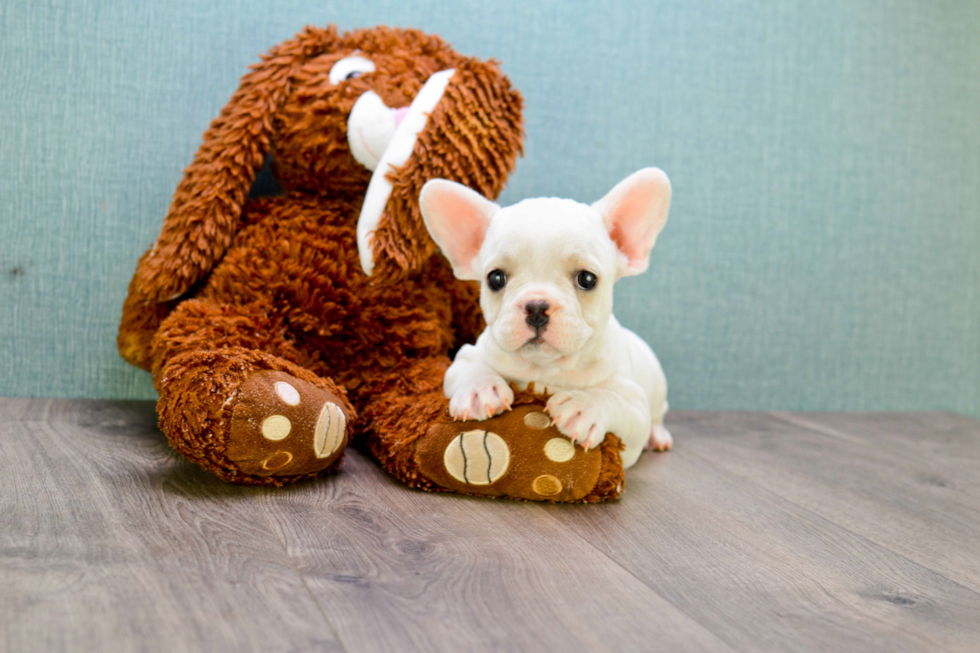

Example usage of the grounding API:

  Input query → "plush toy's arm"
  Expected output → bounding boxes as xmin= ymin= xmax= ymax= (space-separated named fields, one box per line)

xmin=368 ymin=58 xmax=524 ymax=279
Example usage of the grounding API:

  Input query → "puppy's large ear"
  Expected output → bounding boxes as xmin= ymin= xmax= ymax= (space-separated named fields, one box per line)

xmin=592 ymin=168 xmax=671 ymax=277
xmin=419 ymin=179 xmax=499 ymax=280
xmin=132 ymin=26 xmax=341 ymax=302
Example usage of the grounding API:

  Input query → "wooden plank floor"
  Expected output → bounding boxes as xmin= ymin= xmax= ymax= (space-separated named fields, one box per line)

xmin=2 ymin=400 xmax=980 ymax=652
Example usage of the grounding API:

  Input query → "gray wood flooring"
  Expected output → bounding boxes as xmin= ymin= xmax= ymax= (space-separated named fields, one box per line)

xmin=2 ymin=399 xmax=980 ymax=652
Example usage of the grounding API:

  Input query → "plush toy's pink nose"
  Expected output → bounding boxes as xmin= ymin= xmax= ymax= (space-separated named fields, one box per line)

xmin=393 ymin=106 xmax=410 ymax=128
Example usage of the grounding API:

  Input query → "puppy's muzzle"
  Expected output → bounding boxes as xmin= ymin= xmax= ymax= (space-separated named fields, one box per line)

xmin=525 ymin=300 xmax=550 ymax=332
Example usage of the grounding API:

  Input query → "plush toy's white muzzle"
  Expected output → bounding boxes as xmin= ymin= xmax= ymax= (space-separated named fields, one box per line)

xmin=347 ymin=92 xmax=409 ymax=171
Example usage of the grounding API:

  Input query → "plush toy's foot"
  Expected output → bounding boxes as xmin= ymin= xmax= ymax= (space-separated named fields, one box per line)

xmin=417 ymin=404 xmax=625 ymax=502
xmin=225 ymin=370 xmax=349 ymax=477
xmin=365 ymin=370 xmax=625 ymax=503
xmin=157 ymin=347 xmax=354 ymax=485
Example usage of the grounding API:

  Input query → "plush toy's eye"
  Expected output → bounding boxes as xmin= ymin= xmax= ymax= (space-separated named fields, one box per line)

xmin=487 ymin=269 xmax=507 ymax=291
xmin=329 ymin=55 xmax=376 ymax=85
xmin=575 ymin=270 xmax=598 ymax=290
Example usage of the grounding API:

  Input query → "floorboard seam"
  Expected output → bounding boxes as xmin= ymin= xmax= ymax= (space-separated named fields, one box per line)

xmin=530 ymin=503 xmax=739 ymax=653
xmin=681 ymin=445 xmax=980 ymax=602
xmin=542 ymin=450 xmax=962 ymax=653
xmin=763 ymin=412 xmax=980 ymax=518
xmin=767 ymin=411 xmax=866 ymax=444
xmin=678 ymin=447 xmax=968 ymax=651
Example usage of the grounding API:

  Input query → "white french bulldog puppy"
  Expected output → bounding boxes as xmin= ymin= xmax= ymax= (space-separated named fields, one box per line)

xmin=419 ymin=168 xmax=672 ymax=469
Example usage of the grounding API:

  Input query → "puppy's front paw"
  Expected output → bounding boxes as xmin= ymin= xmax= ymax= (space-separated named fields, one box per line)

xmin=648 ymin=424 xmax=673 ymax=451
xmin=449 ymin=377 xmax=514 ymax=421
xmin=546 ymin=391 xmax=610 ymax=450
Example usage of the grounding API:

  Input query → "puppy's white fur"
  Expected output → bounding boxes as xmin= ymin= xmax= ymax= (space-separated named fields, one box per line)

xmin=420 ymin=168 xmax=672 ymax=469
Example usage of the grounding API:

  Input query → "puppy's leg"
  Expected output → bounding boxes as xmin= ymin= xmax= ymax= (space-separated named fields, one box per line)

xmin=547 ymin=380 xmax=650 ymax=468
xmin=546 ymin=389 xmax=612 ymax=450
xmin=444 ymin=344 xmax=514 ymax=420
xmin=649 ymin=423 xmax=673 ymax=451
xmin=646 ymin=368 xmax=671 ymax=451
xmin=648 ymin=395 xmax=672 ymax=451
xmin=638 ymin=339 xmax=671 ymax=452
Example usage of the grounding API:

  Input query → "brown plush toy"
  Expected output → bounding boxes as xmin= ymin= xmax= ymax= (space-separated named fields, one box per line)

xmin=119 ymin=24 xmax=626 ymax=502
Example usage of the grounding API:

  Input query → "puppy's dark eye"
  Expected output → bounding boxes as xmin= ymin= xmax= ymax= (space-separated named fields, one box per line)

xmin=345 ymin=71 xmax=362 ymax=80
xmin=487 ymin=269 xmax=507 ymax=291
xmin=575 ymin=270 xmax=598 ymax=290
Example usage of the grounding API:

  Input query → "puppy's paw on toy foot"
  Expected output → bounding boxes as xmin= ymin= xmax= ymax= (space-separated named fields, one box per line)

xmin=648 ymin=424 xmax=673 ymax=451
xmin=226 ymin=371 xmax=351 ymax=477
xmin=416 ymin=404 xmax=624 ymax=502
xmin=448 ymin=377 xmax=514 ymax=421
xmin=545 ymin=390 xmax=611 ymax=450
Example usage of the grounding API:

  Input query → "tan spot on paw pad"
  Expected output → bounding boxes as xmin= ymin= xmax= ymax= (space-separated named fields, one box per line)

xmin=532 ymin=474 xmax=563 ymax=496
xmin=523 ymin=411 xmax=551 ymax=429
xmin=543 ymin=437 xmax=576 ymax=462
xmin=261 ymin=415 xmax=291 ymax=441
xmin=443 ymin=430 xmax=510 ymax=485
xmin=314 ymin=403 xmax=347 ymax=459
xmin=262 ymin=451 xmax=293 ymax=470
xmin=274 ymin=381 xmax=301 ymax=406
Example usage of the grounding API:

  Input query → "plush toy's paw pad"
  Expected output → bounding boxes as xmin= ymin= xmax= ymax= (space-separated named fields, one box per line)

xmin=648 ymin=425 xmax=673 ymax=451
xmin=227 ymin=371 xmax=350 ymax=476
xmin=417 ymin=405 xmax=605 ymax=501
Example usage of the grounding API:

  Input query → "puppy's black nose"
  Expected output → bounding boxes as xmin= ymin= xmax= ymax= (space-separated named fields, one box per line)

xmin=525 ymin=300 xmax=550 ymax=330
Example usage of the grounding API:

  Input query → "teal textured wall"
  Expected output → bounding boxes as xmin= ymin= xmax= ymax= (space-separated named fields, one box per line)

xmin=2 ymin=1 xmax=978 ymax=416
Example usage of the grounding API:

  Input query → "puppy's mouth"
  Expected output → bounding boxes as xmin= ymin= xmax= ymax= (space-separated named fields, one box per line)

xmin=349 ymin=69 xmax=456 ymax=276
xmin=520 ymin=333 xmax=560 ymax=354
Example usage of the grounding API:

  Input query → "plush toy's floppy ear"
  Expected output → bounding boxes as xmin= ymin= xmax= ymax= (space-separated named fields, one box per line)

xmin=365 ymin=56 xmax=524 ymax=279
xmin=131 ymin=26 xmax=340 ymax=302
xmin=592 ymin=167 xmax=671 ymax=277
xmin=420 ymin=179 xmax=500 ymax=280
xmin=118 ymin=26 xmax=340 ymax=369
